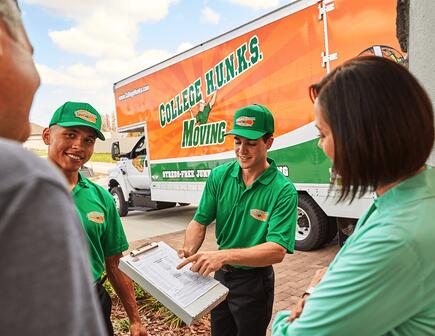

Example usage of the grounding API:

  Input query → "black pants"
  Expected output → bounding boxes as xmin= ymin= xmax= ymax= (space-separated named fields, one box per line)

xmin=95 ymin=279 xmax=114 ymax=336
xmin=212 ymin=266 xmax=274 ymax=336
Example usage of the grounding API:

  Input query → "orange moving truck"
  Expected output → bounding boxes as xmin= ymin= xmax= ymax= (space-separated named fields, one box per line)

xmin=109 ymin=0 xmax=404 ymax=250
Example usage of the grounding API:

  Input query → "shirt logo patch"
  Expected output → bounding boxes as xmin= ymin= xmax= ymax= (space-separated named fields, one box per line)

xmin=75 ymin=110 xmax=97 ymax=124
xmin=87 ymin=211 xmax=104 ymax=224
xmin=236 ymin=116 xmax=255 ymax=127
xmin=250 ymin=209 xmax=268 ymax=222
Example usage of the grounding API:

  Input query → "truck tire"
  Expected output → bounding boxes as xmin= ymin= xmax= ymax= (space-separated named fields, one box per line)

xmin=295 ymin=193 xmax=329 ymax=251
xmin=111 ymin=187 xmax=128 ymax=217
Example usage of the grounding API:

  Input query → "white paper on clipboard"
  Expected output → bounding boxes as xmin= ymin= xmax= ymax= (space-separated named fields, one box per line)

xmin=126 ymin=241 xmax=218 ymax=307
xmin=119 ymin=241 xmax=229 ymax=325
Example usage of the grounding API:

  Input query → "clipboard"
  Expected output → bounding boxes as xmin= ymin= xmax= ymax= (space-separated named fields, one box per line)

xmin=119 ymin=241 xmax=229 ymax=325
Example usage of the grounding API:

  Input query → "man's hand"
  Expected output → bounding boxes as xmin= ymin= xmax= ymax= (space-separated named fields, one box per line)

xmin=130 ymin=322 xmax=147 ymax=336
xmin=177 ymin=250 xmax=226 ymax=277
xmin=177 ymin=247 xmax=194 ymax=259
xmin=178 ymin=220 xmax=207 ymax=259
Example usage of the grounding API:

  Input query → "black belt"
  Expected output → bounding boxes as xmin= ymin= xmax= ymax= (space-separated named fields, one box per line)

xmin=220 ymin=265 xmax=272 ymax=273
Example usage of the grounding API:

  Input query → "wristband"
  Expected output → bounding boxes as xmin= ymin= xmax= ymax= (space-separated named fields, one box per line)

xmin=302 ymin=286 xmax=315 ymax=298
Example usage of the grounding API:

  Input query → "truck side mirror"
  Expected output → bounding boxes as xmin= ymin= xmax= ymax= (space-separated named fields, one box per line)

xmin=111 ymin=141 xmax=121 ymax=161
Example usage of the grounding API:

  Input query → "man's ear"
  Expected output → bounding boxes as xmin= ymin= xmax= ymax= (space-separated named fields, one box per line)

xmin=0 ymin=18 xmax=5 ymax=57
xmin=42 ymin=128 xmax=51 ymax=145
xmin=266 ymin=136 xmax=274 ymax=150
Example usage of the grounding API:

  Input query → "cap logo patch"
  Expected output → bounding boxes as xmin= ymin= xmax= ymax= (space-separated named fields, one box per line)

xmin=87 ymin=211 xmax=104 ymax=224
xmin=250 ymin=209 xmax=268 ymax=222
xmin=236 ymin=116 xmax=255 ymax=127
xmin=75 ymin=110 xmax=97 ymax=124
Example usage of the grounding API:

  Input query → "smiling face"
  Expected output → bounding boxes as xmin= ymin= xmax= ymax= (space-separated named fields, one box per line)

xmin=234 ymin=135 xmax=273 ymax=171
xmin=43 ymin=125 xmax=97 ymax=174
xmin=314 ymin=99 xmax=335 ymax=162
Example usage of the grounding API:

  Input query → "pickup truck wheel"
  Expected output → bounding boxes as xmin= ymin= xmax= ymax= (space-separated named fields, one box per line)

xmin=111 ymin=187 xmax=128 ymax=217
xmin=295 ymin=193 xmax=329 ymax=251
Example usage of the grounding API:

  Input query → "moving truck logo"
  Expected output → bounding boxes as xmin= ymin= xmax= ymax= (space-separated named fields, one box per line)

xmin=87 ymin=211 xmax=104 ymax=224
xmin=157 ymin=35 xmax=264 ymax=148
xmin=75 ymin=110 xmax=97 ymax=123
xmin=236 ymin=116 xmax=255 ymax=127
xmin=250 ymin=209 xmax=268 ymax=222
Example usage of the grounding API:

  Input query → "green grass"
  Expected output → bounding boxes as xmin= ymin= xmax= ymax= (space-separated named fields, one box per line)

xmin=29 ymin=148 xmax=115 ymax=163
xmin=29 ymin=148 xmax=47 ymax=157
xmin=102 ymin=275 xmax=184 ymax=332
xmin=89 ymin=153 xmax=116 ymax=163
xmin=134 ymin=283 xmax=183 ymax=329
xmin=113 ymin=318 xmax=130 ymax=333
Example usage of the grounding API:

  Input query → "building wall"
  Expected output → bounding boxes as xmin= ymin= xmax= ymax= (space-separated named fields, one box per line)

xmin=93 ymin=136 xmax=141 ymax=153
xmin=409 ymin=0 xmax=435 ymax=166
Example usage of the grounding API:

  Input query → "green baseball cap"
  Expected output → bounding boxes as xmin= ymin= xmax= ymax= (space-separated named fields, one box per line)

xmin=49 ymin=101 xmax=105 ymax=140
xmin=226 ymin=104 xmax=274 ymax=140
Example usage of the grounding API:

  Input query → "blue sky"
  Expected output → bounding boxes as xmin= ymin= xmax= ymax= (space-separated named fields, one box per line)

xmin=21 ymin=0 xmax=287 ymax=126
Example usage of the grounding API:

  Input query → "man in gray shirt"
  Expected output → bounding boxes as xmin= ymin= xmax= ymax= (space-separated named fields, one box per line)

xmin=0 ymin=0 xmax=105 ymax=334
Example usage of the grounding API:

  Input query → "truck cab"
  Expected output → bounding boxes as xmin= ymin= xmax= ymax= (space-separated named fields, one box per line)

xmin=108 ymin=134 xmax=177 ymax=216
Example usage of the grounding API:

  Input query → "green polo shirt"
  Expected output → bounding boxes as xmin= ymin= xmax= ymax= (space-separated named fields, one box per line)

xmin=72 ymin=173 xmax=129 ymax=281
xmin=273 ymin=167 xmax=435 ymax=336
xmin=194 ymin=158 xmax=297 ymax=261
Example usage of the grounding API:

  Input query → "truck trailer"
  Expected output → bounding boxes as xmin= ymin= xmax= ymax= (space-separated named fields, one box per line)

xmin=108 ymin=0 xmax=403 ymax=250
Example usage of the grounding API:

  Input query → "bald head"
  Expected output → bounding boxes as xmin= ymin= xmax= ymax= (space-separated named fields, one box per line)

xmin=0 ymin=0 xmax=22 ymax=40
xmin=0 ymin=0 xmax=40 ymax=142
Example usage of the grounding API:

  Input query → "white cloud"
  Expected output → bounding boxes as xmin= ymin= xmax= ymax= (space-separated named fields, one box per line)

xmin=48 ymin=16 xmax=137 ymax=59
xmin=201 ymin=6 xmax=220 ymax=25
xmin=36 ymin=48 xmax=173 ymax=92
xmin=24 ymin=0 xmax=180 ymax=125
xmin=32 ymin=47 xmax=174 ymax=125
xmin=32 ymin=62 xmax=122 ymax=126
xmin=36 ymin=63 xmax=105 ymax=90
xmin=176 ymin=42 xmax=194 ymax=54
xmin=25 ymin=0 xmax=178 ymax=59
xmin=225 ymin=0 xmax=280 ymax=10
xmin=24 ymin=0 xmax=177 ymax=21
xmin=30 ymin=85 xmax=116 ymax=126
xmin=96 ymin=49 xmax=173 ymax=79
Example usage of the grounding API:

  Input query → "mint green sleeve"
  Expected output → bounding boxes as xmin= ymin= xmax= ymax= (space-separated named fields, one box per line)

xmin=272 ymin=311 xmax=292 ymax=334
xmin=193 ymin=169 xmax=217 ymax=225
xmin=273 ymin=230 xmax=423 ymax=335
